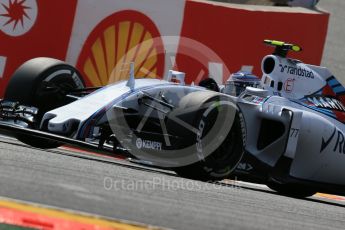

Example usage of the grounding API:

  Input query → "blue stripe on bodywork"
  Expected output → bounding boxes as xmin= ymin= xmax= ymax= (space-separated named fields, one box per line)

xmin=302 ymin=103 xmax=335 ymax=117
xmin=292 ymin=100 xmax=336 ymax=119
xmin=328 ymin=78 xmax=339 ymax=87
xmin=327 ymin=76 xmax=345 ymax=94
xmin=332 ymin=85 xmax=345 ymax=94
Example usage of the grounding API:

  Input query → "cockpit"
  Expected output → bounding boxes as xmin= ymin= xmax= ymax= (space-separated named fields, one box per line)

xmin=223 ymin=71 xmax=261 ymax=96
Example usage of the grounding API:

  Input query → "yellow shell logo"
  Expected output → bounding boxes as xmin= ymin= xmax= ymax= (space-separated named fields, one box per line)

xmin=77 ymin=10 xmax=165 ymax=87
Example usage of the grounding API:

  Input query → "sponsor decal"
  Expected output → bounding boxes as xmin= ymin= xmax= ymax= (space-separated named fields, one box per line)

xmin=332 ymin=130 xmax=345 ymax=154
xmin=320 ymin=127 xmax=336 ymax=153
xmin=242 ymin=94 xmax=265 ymax=105
xmin=289 ymin=128 xmax=299 ymax=138
xmin=306 ymin=96 xmax=345 ymax=112
xmin=196 ymin=119 xmax=205 ymax=156
xmin=136 ymin=138 xmax=162 ymax=151
xmin=76 ymin=10 xmax=165 ymax=87
xmin=284 ymin=78 xmax=295 ymax=93
xmin=320 ymin=127 xmax=345 ymax=154
xmin=0 ymin=0 xmax=38 ymax=37
xmin=236 ymin=162 xmax=253 ymax=171
xmin=71 ymin=72 xmax=84 ymax=89
xmin=239 ymin=112 xmax=246 ymax=147
xmin=251 ymin=96 xmax=265 ymax=104
xmin=279 ymin=64 xmax=314 ymax=79
xmin=0 ymin=0 xmax=77 ymax=96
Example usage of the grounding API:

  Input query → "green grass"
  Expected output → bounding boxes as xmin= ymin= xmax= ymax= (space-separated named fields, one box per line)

xmin=0 ymin=223 xmax=37 ymax=230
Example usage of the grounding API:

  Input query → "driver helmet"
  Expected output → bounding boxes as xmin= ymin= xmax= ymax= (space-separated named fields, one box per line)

xmin=223 ymin=71 xmax=261 ymax=96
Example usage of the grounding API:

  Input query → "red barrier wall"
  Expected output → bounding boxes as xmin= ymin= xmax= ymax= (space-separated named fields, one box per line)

xmin=0 ymin=0 xmax=329 ymax=95
xmin=176 ymin=0 xmax=329 ymax=83
xmin=0 ymin=0 xmax=77 ymax=96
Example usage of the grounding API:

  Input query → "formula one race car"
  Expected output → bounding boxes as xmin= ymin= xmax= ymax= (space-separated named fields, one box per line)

xmin=0 ymin=40 xmax=344 ymax=198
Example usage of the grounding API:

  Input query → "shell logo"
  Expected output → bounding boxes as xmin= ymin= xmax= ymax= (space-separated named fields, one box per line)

xmin=77 ymin=10 xmax=165 ymax=87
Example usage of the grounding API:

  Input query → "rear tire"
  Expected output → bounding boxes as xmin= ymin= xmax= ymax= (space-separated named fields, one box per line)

xmin=174 ymin=113 xmax=245 ymax=181
xmin=4 ymin=58 xmax=85 ymax=148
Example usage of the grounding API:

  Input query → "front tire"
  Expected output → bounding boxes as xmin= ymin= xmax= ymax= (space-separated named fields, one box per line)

xmin=4 ymin=58 xmax=85 ymax=148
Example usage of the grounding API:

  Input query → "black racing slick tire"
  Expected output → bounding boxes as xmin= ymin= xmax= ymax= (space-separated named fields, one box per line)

xmin=267 ymin=182 xmax=317 ymax=198
xmin=4 ymin=57 xmax=85 ymax=148
xmin=173 ymin=91 xmax=246 ymax=181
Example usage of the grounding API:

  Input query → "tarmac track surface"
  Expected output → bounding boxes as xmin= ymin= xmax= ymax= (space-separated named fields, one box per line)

xmin=1 ymin=136 xmax=345 ymax=230
xmin=0 ymin=1 xmax=345 ymax=230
